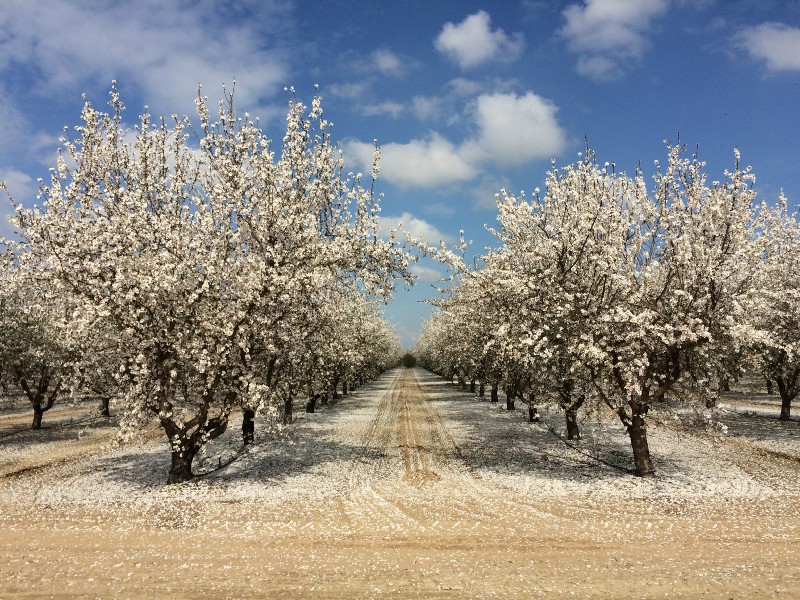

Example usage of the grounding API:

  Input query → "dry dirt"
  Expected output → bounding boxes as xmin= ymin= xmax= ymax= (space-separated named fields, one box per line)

xmin=1 ymin=369 xmax=800 ymax=598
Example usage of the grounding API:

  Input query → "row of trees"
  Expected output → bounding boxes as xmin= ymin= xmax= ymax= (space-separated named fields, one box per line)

xmin=413 ymin=145 xmax=800 ymax=477
xmin=0 ymin=84 xmax=409 ymax=483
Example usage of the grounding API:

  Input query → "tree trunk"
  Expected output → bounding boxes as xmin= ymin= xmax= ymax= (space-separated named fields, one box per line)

xmin=719 ymin=377 xmax=731 ymax=392
xmin=31 ymin=406 xmax=44 ymax=430
xmin=99 ymin=396 xmax=111 ymax=418
xmin=506 ymin=391 xmax=515 ymax=411
xmin=559 ymin=383 xmax=585 ymax=441
xmin=242 ymin=407 xmax=255 ymax=445
xmin=478 ymin=382 xmax=485 ymax=398
xmin=321 ymin=392 xmax=329 ymax=406
xmin=167 ymin=444 xmax=197 ymax=484
xmin=283 ymin=397 xmax=293 ymax=425
xmin=780 ymin=395 xmax=792 ymax=421
xmin=490 ymin=383 xmax=498 ymax=403
xmin=527 ymin=393 xmax=540 ymax=422
xmin=306 ymin=394 xmax=318 ymax=413
xmin=565 ymin=409 xmax=580 ymax=440
xmin=766 ymin=378 xmax=774 ymax=395
xmin=777 ymin=378 xmax=793 ymax=421
xmin=469 ymin=379 xmax=476 ymax=394
xmin=458 ymin=376 xmax=466 ymax=390
xmin=342 ymin=381 xmax=348 ymax=397
xmin=620 ymin=402 xmax=655 ymax=477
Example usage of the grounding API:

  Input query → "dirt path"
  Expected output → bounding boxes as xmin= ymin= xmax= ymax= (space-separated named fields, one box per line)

xmin=1 ymin=369 xmax=800 ymax=598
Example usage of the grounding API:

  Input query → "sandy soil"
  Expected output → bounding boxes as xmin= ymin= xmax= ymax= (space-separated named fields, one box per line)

xmin=1 ymin=368 xmax=800 ymax=598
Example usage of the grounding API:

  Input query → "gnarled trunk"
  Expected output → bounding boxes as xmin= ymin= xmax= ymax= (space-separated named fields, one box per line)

xmin=619 ymin=401 xmax=655 ymax=477
xmin=469 ymin=379 xmax=476 ymax=393
xmin=559 ymin=381 xmax=586 ymax=441
xmin=776 ymin=377 xmax=796 ymax=421
xmin=527 ymin=393 xmax=540 ymax=422
xmin=283 ymin=397 xmax=293 ymax=424
xmin=478 ymin=382 xmax=485 ymax=398
xmin=506 ymin=391 xmax=515 ymax=411
xmin=780 ymin=396 xmax=792 ymax=421
xmin=490 ymin=383 xmax=498 ymax=403
xmin=565 ymin=409 xmax=580 ymax=440
xmin=99 ymin=396 xmax=111 ymax=418
xmin=31 ymin=406 xmax=44 ymax=430
xmin=168 ymin=444 xmax=198 ymax=484
xmin=20 ymin=375 xmax=60 ymax=431
xmin=242 ymin=408 xmax=255 ymax=445
xmin=306 ymin=394 xmax=319 ymax=413
xmin=163 ymin=412 xmax=229 ymax=484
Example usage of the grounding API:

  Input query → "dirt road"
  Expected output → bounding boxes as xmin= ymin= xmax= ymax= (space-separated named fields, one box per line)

xmin=1 ymin=368 xmax=800 ymax=598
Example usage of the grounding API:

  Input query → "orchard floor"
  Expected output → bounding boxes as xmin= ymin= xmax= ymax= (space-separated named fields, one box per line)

xmin=2 ymin=368 xmax=800 ymax=598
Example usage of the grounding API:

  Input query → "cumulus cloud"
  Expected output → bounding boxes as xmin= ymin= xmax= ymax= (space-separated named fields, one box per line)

xmin=0 ymin=0 xmax=291 ymax=115
xmin=0 ymin=168 xmax=37 ymax=204
xmin=345 ymin=134 xmax=477 ymax=188
xmin=346 ymin=91 xmax=566 ymax=189
xmin=377 ymin=212 xmax=455 ymax=245
xmin=460 ymin=92 xmax=567 ymax=167
xmin=736 ymin=23 xmax=800 ymax=73
xmin=435 ymin=11 xmax=525 ymax=70
xmin=371 ymin=49 xmax=407 ymax=77
xmin=410 ymin=264 xmax=448 ymax=283
xmin=327 ymin=82 xmax=371 ymax=100
xmin=361 ymin=101 xmax=405 ymax=118
xmin=0 ymin=168 xmax=37 ymax=239
xmin=0 ymin=87 xmax=31 ymax=165
xmin=559 ymin=0 xmax=668 ymax=80
xmin=411 ymin=96 xmax=446 ymax=121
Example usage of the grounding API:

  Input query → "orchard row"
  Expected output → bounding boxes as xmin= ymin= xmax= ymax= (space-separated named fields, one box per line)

xmin=413 ymin=145 xmax=799 ymax=476
xmin=0 ymin=86 xmax=409 ymax=483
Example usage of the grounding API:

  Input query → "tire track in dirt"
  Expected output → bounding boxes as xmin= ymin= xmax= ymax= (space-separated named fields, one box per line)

xmin=342 ymin=369 xmax=571 ymax=534
xmin=716 ymin=436 xmax=800 ymax=494
xmin=346 ymin=370 xmax=402 ymax=488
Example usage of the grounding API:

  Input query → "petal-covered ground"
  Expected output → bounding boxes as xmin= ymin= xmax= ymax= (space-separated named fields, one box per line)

xmin=1 ymin=368 xmax=799 ymax=598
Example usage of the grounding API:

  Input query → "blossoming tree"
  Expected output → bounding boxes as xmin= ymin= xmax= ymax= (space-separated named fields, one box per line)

xmin=10 ymin=84 xmax=410 ymax=483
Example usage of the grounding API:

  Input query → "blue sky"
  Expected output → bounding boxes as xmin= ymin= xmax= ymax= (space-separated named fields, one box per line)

xmin=1 ymin=0 xmax=799 ymax=348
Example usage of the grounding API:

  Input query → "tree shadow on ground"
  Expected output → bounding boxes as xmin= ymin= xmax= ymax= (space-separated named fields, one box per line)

xmin=412 ymin=369 xmax=743 ymax=489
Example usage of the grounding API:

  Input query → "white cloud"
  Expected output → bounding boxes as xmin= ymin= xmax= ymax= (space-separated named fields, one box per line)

xmin=346 ymin=90 xmax=566 ymax=189
xmin=445 ymin=78 xmax=487 ymax=98
xmin=0 ymin=87 xmax=31 ymax=165
xmin=559 ymin=0 xmax=668 ymax=81
xmin=0 ymin=168 xmax=36 ymax=239
xmin=410 ymin=264 xmax=448 ymax=283
xmin=0 ymin=168 xmax=37 ymax=204
xmin=378 ymin=212 xmax=455 ymax=245
xmin=435 ymin=11 xmax=525 ymax=70
xmin=361 ymin=101 xmax=405 ymax=118
xmin=412 ymin=96 xmax=445 ymax=121
xmin=460 ymin=92 xmax=567 ymax=167
xmin=0 ymin=0 xmax=291 ymax=115
xmin=736 ymin=23 xmax=800 ymax=73
xmin=345 ymin=134 xmax=477 ymax=188
xmin=371 ymin=49 xmax=407 ymax=77
xmin=327 ymin=82 xmax=371 ymax=100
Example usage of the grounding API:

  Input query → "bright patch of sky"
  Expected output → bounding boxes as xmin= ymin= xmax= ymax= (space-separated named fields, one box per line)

xmin=1 ymin=0 xmax=799 ymax=348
